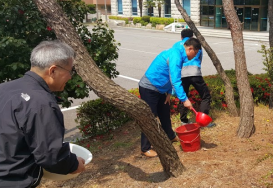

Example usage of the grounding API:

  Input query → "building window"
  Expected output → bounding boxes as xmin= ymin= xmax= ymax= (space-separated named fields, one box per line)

xmin=200 ymin=5 xmax=214 ymax=27
xmin=118 ymin=0 xmax=123 ymax=14
xmin=132 ymin=0 xmax=137 ymax=15
xmin=201 ymin=0 xmax=267 ymax=31
xmin=164 ymin=0 xmax=171 ymax=17
xmin=215 ymin=0 xmax=222 ymax=5
xmin=183 ymin=0 xmax=190 ymax=16
xmin=201 ymin=0 xmax=215 ymax=5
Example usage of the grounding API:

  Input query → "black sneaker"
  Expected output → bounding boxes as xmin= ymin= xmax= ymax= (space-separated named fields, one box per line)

xmin=206 ymin=123 xmax=216 ymax=128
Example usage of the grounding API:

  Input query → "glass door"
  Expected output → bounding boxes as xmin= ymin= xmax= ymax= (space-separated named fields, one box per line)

xmin=221 ymin=9 xmax=227 ymax=28
xmin=165 ymin=0 xmax=171 ymax=17
xmin=200 ymin=5 xmax=215 ymax=27
xmin=236 ymin=7 xmax=244 ymax=23
xmin=244 ymin=7 xmax=251 ymax=30
xmin=215 ymin=7 xmax=222 ymax=28
xmin=244 ymin=7 xmax=259 ymax=30
xmin=251 ymin=8 xmax=259 ymax=31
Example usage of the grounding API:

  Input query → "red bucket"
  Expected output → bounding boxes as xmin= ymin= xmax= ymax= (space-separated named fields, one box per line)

xmin=175 ymin=123 xmax=201 ymax=152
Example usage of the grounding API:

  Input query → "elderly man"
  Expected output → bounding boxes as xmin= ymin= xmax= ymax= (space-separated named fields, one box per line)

xmin=0 ymin=40 xmax=85 ymax=187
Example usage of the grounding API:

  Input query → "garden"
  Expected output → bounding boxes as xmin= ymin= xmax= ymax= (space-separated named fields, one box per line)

xmin=39 ymin=105 xmax=273 ymax=188
xmin=38 ymin=70 xmax=273 ymax=188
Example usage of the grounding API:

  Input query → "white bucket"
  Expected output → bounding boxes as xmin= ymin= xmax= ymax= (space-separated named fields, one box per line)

xmin=43 ymin=143 xmax=92 ymax=181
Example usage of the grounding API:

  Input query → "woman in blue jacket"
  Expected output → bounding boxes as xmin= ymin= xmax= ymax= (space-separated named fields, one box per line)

xmin=138 ymin=38 xmax=202 ymax=157
xmin=173 ymin=29 xmax=212 ymax=126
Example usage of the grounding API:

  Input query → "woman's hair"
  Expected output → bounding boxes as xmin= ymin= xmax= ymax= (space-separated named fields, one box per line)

xmin=184 ymin=38 xmax=202 ymax=50
xmin=30 ymin=40 xmax=76 ymax=69
xmin=181 ymin=29 xmax=193 ymax=39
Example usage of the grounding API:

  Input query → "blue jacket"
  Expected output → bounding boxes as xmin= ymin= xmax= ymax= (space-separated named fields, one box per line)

xmin=144 ymin=46 xmax=189 ymax=102
xmin=172 ymin=37 xmax=203 ymax=77
xmin=172 ymin=37 xmax=190 ymax=51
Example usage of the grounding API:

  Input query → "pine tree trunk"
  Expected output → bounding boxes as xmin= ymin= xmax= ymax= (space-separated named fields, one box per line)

xmin=268 ymin=0 xmax=273 ymax=48
xmin=139 ymin=0 xmax=143 ymax=17
xmin=222 ymin=0 xmax=255 ymax=138
xmin=174 ymin=0 xmax=239 ymax=117
xmin=268 ymin=0 xmax=273 ymax=109
xmin=33 ymin=0 xmax=185 ymax=177
xmin=158 ymin=6 xmax=161 ymax=17
xmin=269 ymin=85 xmax=273 ymax=109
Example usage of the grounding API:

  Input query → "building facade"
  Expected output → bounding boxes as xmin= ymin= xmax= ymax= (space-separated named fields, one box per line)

xmin=83 ymin=0 xmax=112 ymax=15
xmin=111 ymin=0 xmax=200 ymax=25
xmin=200 ymin=0 xmax=268 ymax=31
xmin=110 ymin=0 xmax=269 ymax=31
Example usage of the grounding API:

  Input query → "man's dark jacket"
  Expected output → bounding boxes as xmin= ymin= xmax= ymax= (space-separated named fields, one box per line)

xmin=0 ymin=71 xmax=78 ymax=187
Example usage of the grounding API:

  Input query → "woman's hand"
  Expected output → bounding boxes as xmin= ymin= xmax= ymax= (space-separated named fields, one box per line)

xmin=183 ymin=99 xmax=193 ymax=110
xmin=164 ymin=93 xmax=171 ymax=105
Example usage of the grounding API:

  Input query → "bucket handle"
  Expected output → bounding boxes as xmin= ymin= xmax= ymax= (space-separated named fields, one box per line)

xmin=179 ymin=134 xmax=200 ymax=144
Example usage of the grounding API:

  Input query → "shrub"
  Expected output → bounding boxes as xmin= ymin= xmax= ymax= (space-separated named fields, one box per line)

xmin=258 ymin=45 xmax=273 ymax=96
xmin=109 ymin=16 xmax=185 ymax=26
xmin=108 ymin=16 xmax=134 ymax=24
xmin=129 ymin=88 xmax=140 ymax=98
xmin=108 ymin=16 xmax=117 ymax=19
xmin=141 ymin=16 xmax=151 ymax=23
xmin=248 ymin=74 xmax=272 ymax=104
xmin=170 ymin=96 xmax=180 ymax=115
xmin=204 ymin=70 xmax=270 ymax=109
xmin=0 ymin=0 xmax=120 ymax=108
xmin=140 ymin=20 xmax=148 ymax=26
xmin=86 ymin=4 xmax=96 ymax=14
xmin=128 ymin=17 xmax=134 ymax=21
xmin=133 ymin=17 xmax=142 ymax=25
xmin=149 ymin=17 xmax=177 ymax=26
xmin=131 ymin=71 xmax=271 ymax=111
xmin=150 ymin=17 xmax=159 ymax=26
xmin=75 ymin=99 xmax=130 ymax=138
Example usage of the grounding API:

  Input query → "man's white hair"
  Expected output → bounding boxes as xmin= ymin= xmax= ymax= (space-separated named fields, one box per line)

xmin=30 ymin=40 xmax=76 ymax=69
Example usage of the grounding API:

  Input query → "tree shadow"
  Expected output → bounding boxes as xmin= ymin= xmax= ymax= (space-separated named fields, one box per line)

xmin=121 ymin=161 xmax=170 ymax=183
xmin=200 ymin=139 xmax=217 ymax=149
xmin=78 ymin=156 xmax=170 ymax=186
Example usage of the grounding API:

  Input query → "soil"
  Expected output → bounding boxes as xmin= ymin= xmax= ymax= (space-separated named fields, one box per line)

xmin=38 ymin=105 xmax=273 ymax=188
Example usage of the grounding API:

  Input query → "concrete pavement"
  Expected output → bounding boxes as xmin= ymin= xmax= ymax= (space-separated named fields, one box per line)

xmin=172 ymin=26 xmax=269 ymax=42
xmin=108 ymin=19 xmax=269 ymax=42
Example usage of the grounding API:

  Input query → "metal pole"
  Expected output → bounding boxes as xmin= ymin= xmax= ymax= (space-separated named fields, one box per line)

xmin=104 ymin=0 xmax=107 ymax=22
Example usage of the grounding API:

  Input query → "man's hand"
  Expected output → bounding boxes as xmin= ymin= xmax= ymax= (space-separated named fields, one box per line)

xmin=183 ymin=99 xmax=193 ymax=110
xmin=70 ymin=157 xmax=85 ymax=174
xmin=164 ymin=93 xmax=171 ymax=105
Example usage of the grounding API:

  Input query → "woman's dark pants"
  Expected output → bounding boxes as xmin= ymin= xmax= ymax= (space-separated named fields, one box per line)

xmin=178 ymin=76 xmax=211 ymax=123
xmin=139 ymin=86 xmax=176 ymax=152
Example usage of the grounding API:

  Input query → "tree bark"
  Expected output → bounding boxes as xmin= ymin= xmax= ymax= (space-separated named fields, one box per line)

xmin=268 ymin=0 xmax=273 ymax=109
xmin=139 ymin=0 xmax=143 ymax=17
xmin=174 ymin=0 xmax=239 ymax=117
xmin=33 ymin=0 xmax=185 ymax=177
xmin=268 ymin=0 xmax=273 ymax=48
xmin=158 ymin=5 xmax=161 ymax=17
xmin=222 ymin=0 xmax=255 ymax=138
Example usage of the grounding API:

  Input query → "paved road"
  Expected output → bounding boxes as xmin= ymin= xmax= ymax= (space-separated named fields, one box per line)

xmin=63 ymin=26 xmax=269 ymax=141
